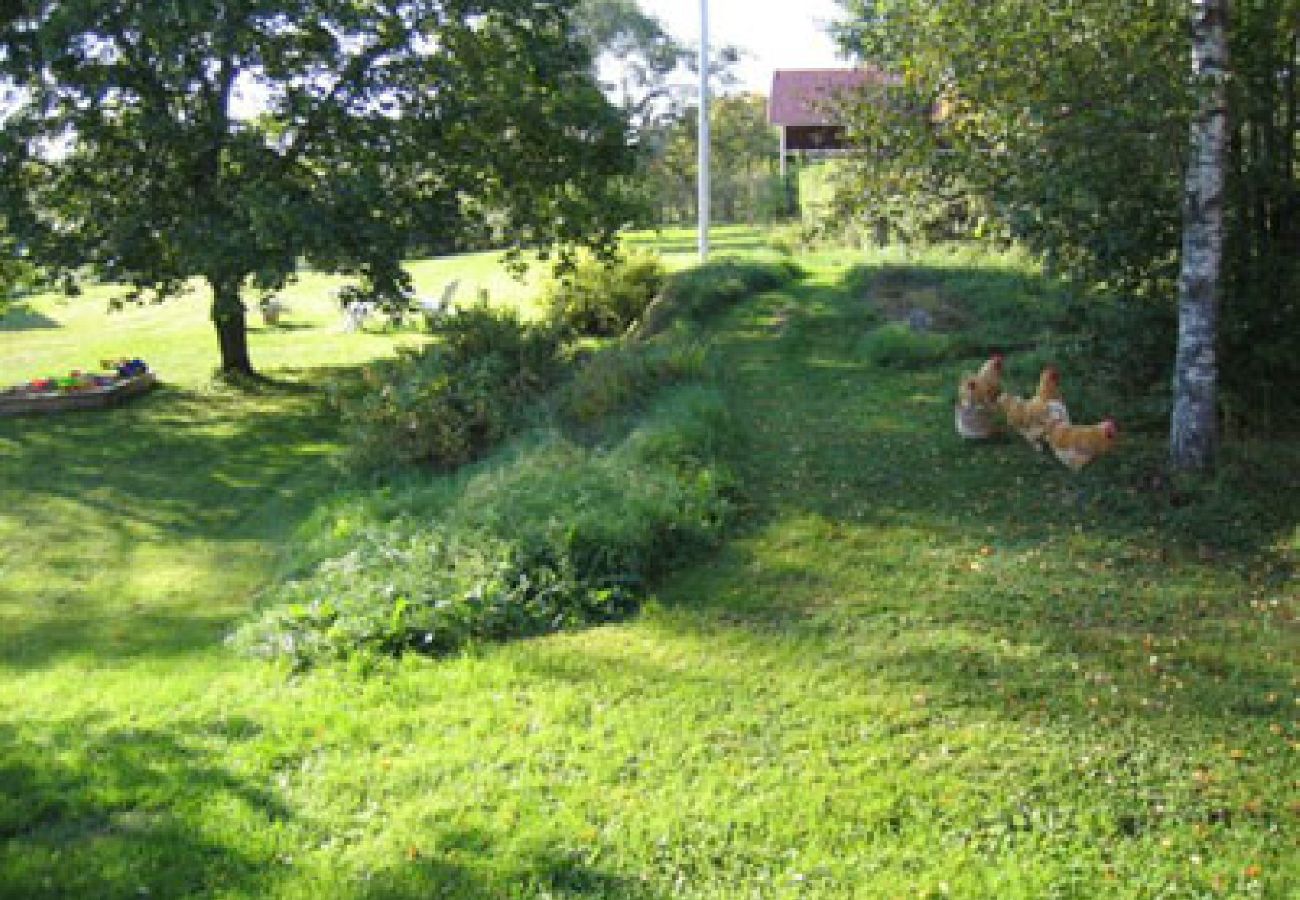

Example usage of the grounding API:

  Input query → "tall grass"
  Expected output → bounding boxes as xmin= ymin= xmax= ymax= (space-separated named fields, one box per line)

xmin=234 ymin=252 xmax=786 ymax=667
xmin=634 ymin=257 xmax=804 ymax=338
xmin=233 ymin=385 xmax=738 ymax=667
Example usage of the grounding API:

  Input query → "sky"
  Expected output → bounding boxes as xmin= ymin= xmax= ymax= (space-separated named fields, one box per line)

xmin=637 ymin=0 xmax=849 ymax=96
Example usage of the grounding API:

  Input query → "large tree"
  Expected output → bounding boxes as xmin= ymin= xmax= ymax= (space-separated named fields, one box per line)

xmin=0 ymin=0 xmax=637 ymax=375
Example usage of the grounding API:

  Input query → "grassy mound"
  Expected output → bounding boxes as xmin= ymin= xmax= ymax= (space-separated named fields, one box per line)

xmin=232 ymin=386 xmax=737 ymax=667
xmin=234 ymin=254 xmax=803 ymax=667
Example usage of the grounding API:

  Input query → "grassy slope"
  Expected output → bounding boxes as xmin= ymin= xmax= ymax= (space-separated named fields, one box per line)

xmin=1 ymin=234 xmax=1296 ymax=898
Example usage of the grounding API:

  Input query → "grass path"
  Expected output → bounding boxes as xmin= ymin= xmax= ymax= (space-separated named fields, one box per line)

xmin=1 ymin=251 xmax=1296 ymax=898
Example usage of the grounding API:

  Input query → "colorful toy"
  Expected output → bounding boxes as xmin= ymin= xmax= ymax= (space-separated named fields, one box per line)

xmin=101 ymin=358 xmax=149 ymax=378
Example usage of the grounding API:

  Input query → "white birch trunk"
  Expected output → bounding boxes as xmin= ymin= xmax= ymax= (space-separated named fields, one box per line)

xmin=1170 ymin=0 xmax=1229 ymax=471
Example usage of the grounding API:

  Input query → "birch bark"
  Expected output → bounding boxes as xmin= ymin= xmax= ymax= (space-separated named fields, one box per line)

xmin=1171 ymin=0 xmax=1230 ymax=471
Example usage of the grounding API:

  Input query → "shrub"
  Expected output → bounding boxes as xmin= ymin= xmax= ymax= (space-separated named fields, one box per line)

xmin=334 ymin=301 xmax=564 ymax=471
xmin=765 ymin=224 xmax=803 ymax=256
xmin=542 ymin=251 xmax=666 ymax=337
xmin=231 ymin=386 xmax=737 ymax=668
xmin=858 ymin=321 xmax=957 ymax=369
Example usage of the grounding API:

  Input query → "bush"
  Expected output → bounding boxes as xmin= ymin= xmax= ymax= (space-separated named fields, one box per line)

xmin=858 ymin=321 xmax=957 ymax=369
xmin=231 ymin=386 xmax=737 ymax=668
xmin=334 ymin=301 xmax=564 ymax=471
xmin=764 ymin=224 xmax=804 ymax=256
xmin=241 ymin=253 xmax=795 ymax=666
xmin=542 ymin=251 xmax=666 ymax=337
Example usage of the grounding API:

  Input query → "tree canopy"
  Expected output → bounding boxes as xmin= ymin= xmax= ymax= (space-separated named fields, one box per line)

xmin=831 ymin=0 xmax=1299 ymax=453
xmin=574 ymin=0 xmax=684 ymax=131
xmin=0 ymin=0 xmax=639 ymax=373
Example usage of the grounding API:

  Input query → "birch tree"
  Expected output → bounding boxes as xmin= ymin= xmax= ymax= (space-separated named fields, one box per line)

xmin=1171 ymin=0 xmax=1230 ymax=470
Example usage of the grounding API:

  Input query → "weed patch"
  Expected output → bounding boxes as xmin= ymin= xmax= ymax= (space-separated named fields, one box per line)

xmin=333 ymin=301 xmax=564 ymax=471
xmin=541 ymin=251 xmax=665 ymax=338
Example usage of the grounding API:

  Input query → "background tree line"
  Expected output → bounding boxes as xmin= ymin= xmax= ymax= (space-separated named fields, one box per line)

xmin=634 ymin=92 xmax=788 ymax=226
xmin=576 ymin=0 xmax=788 ymax=227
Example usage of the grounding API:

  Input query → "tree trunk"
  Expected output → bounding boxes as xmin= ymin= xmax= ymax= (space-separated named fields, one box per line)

xmin=1171 ymin=0 xmax=1229 ymax=472
xmin=209 ymin=275 xmax=254 ymax=376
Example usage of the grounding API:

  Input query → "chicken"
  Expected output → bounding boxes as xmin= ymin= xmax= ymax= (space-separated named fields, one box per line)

xmin=1045 ymin=418 xmax=1118 ymax=471
xmin=1034 ymin=365 xmax=1063 ymax=403
xmin=997 ymin=367 xmax=1069 ymax=450
xmin=962 ymin=353 xmax=1004 ymax=405
xmin=957 ymin=376 xmax=978 ymax=408
xmin=955 ymin=378 xmax=998 ymax=439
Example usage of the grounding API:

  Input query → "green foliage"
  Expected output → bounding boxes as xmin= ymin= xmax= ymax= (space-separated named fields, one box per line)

xmin=857 ymin=321 xmax=955 ymax=369
xmin=334 ymin=302 xmax=564 ymax=471
xmin=639 ymin=93 xmax=784 ymax=226
xmin=541 ymin=251 xmax=666 ymax=337
xmin=764 ymin=223 xmax=804 ymax=256
xmin=333 ymin=253 xmax=796 ymax=473
xmin=573 ymin=0 xmax=686 ymax=134
xmin=635 ymin=257 xmax=804 ymax=338
xmin=0 ymin=0 xmax=638 ymax=373
xmin=831 ymin=0 xmax=1300 ymax=434
xmin=233 ymin=386 xmax=737 ymax=667
xmin=557 ymin=337 xmax=710 ymax=430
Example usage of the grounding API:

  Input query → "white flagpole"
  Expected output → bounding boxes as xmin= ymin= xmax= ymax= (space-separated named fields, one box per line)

xmin=698 ymin=0 xmax=710 ymax=260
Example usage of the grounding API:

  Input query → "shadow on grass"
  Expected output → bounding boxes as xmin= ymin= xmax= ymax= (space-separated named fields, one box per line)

xmin=0 ymin=716 xmax=289 ymax=899
xmin=250 ymin=321 xmax=317 ymax=333
xmin=0 ymin=709 xmax=663 ymax=900
xmin=0 ymin=299 xmax=59 ymax=332
xmin=653 ymin=258 xmax=1297 ymax=728
xmin=722 ymin=261 xmax=1299 ymax=558
xmin=352 ymin=834 xmax=666 ymax=899
xmin=0 ymin=365 xmax=367 ymax=668
xmin=0 ymin=369 xmax=347 ymax=537
xmin=624 ymin=232 xmax=770 ymax=257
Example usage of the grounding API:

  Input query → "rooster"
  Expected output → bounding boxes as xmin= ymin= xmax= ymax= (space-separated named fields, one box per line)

xmin=997 ymin=367 xmax=1070 ymax=450
xmin=1045 ymin=418 xmax=1118 ymax=471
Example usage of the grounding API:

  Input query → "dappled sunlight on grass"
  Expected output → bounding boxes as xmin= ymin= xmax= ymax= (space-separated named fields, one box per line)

xmin=0 ymin=237 xmax=1295 ymax=896
xmin=0 ymin=371 xmax=358 ymax=668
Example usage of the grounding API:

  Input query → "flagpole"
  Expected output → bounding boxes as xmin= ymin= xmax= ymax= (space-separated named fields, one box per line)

xmin=698 ymin=0 xmax=710 ymax=260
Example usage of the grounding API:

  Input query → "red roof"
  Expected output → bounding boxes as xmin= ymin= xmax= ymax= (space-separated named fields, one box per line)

xmin=768 ymin=68 xmax=890 ymax=127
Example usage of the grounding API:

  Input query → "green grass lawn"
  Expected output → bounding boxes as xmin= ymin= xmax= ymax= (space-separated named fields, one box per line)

xmin=1 ymin=232 xmax=1296 ymax=898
